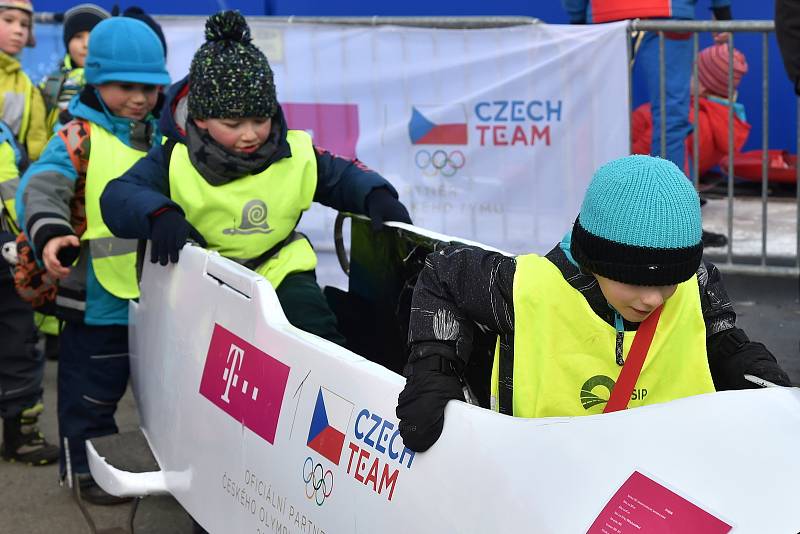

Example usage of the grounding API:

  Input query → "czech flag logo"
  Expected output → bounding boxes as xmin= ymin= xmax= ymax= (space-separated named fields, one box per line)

xmin=307 ymin=387 xmax=355 ymax=465
xmin=408 ymin=105 xmax=468 ymax=145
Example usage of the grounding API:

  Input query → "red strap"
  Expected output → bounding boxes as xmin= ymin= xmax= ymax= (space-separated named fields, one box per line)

xmin=603 ymin=306 xmax=663 ymax=414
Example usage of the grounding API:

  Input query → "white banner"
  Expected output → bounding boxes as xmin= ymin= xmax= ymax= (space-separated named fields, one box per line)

xmin=162 ymin=20 xmax=630 ymax=255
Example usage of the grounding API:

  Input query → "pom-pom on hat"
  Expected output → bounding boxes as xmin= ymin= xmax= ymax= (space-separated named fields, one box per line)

xmin=188 ymin=10 xmax=277 ymax=120
xmin=62 ymin=3 xmax=109 ymax=49
xmin=85 ymin=16 xmax=170 ymax=86
xmin=696 ymin=43 xmax=748 ymax=98
xmin=110 ymin=5 xmax=167 ymax=56
xmin=570 ymin=155 xmax=703 ymax=286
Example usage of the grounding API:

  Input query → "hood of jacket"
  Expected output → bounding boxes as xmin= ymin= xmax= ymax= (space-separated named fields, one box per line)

xmin=68 ymin=85 xmax=163 ymax=150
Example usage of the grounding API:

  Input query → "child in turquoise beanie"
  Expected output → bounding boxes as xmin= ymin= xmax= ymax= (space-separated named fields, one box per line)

xmin=16 ymin=14 xmax=169 ymax=504
xmin=396 ymin=154 xmax=790 ymax=453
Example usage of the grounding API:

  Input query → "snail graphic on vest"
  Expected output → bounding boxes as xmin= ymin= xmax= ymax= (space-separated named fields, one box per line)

xmin=223 ymin=199 xmax=273 ymax=235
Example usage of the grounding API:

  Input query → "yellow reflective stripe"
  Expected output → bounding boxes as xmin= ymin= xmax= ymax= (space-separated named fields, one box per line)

xmin=84 ymin=123 xmax=146 ymax=299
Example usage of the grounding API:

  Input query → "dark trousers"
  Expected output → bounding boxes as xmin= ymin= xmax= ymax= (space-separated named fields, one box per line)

xmin=58 ymin=321 xmax=129 ymax=477
xmin=0 ymin=277 xmax=42 ymax=419
xmin=275 ymin=271 xmax=345 ymax=346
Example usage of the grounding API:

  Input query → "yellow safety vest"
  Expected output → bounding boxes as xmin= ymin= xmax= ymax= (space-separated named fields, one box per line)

xmin=0 ymin=141 xmax=20 ymax=232
xmin=168 ymin=130 xmax=318 ymax=288
xmin=82 ymin=123 xmax=144 ymax=299
xmin=490 ymin=254 xmax=715 ymax=418
xmin=0 ymin=51 xmax=48 ymax=161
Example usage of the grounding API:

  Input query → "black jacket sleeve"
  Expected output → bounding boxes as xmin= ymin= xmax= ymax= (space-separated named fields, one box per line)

xmin=312 ymin=146 xmax=399 ymax=214
xmin=699 ymin=260 xmax=791 ymax=389
xmin=407 ymin=244 xmax=516 ymax=366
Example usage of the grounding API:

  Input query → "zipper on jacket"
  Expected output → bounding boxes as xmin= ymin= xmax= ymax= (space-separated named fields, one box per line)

xmin=614 ymin=312 xmax=625 ymax=366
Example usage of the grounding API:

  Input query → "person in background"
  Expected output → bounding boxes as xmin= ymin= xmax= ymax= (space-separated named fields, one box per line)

xmin=16 ymin=14 xmax=169 ymax=504
xmin=0 ymin=119 xmax=59 ymax=466
xmin=562 ymin=0 xmax=733 ymax=174
xmin=0 ymin=0 xmax=47 ymax=161
xmin=0 ymin=0 xmax=57 ymax=467
xmin=100 ymin=11 xmax=411 ymax=348
xmin=396 ymin=155 xmax=790 ymax=453
xmin=631 ymin=43 xmax=749 ymax=247
xmin=40 ymin=3 xmax=109 ymax=133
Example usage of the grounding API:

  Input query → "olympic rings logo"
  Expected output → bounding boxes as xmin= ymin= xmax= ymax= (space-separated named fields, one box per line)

xmin=415 ymin=149 xmax=465 ymax=177
xmin=302 ymin=457 xmax=333 ymax=506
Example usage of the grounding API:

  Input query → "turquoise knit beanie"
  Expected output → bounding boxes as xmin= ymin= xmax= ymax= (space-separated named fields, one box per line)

xmin=570 ymin=155 xmax=703 ymax=286
xmin=85 ymin=16 xmax=170 ymax=86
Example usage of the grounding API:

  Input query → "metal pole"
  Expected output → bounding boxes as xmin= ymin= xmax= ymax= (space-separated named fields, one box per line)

xmin=692 ymin=33 xmax=700 ymax=187
xmin=727 ymin=35 xmax=735 ymax=263
xmin=761 ymin=32 xmax=769 ymax=266
xmin=631 ymin=19 xmax=774 ymax=32
xmin=627 ymin=28 xmax=634 ymax=153
xmin=659 ymin=31 xmax=667 ymax=159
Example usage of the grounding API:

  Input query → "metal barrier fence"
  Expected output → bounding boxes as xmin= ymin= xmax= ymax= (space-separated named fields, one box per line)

xmin=29 ymin=15 xmax=798 ymax=275
xmin=629 ymin=19 xmax=798 ymax=277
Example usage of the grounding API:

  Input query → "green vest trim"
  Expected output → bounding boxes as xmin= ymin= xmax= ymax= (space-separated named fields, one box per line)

xmin=490 ymin=254 xmax=715 ymax=418
xmin=83 ymin=123 xmax=145 ymax=299
xmin=168 ymin=130 xmax=318 ymax=288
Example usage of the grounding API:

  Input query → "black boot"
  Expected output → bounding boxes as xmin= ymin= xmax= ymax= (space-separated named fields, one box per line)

xmin=702 ymin=230 xmax=728 ymax=248
xmin=75 ymin=473 xmax=134 ymax=506
xmin=1 ymin=412 xmax=59 ymax=466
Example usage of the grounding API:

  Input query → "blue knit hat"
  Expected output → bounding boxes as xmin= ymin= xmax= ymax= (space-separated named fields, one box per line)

xmin=570 ymin=155 xmax=703 ymax=286
xmin=85 ymin=16 xmax=170 ymax=86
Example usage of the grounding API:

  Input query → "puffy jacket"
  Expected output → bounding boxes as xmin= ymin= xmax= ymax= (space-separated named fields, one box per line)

xmin=0 ymin=51 xmax=47 ymax=161
xmin=562 ymin=0 xmax=732 ymax=24
xmin=100 ymin=75 xmax=401 ymax=241
xmin=631 ymin=97 xmax=750 ymax=176
xmin=16 ymin=87 xmax=162 ymax=325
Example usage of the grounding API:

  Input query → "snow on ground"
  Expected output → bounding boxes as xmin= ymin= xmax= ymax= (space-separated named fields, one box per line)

xmin=702 ymin=196 xmax=798 ymax=259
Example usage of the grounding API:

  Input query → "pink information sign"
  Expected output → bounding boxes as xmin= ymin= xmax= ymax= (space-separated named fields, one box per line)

xmin=199 ymin=324 xmax=291 ymax=445
xmin=587 ymin=471 xmax=732 ymax=534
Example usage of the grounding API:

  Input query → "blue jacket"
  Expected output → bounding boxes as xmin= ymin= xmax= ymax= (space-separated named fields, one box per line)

xmin=16 ymin=87 xmax=162 ymax=325
xmin=100 ymin=76 xmax=399 ymax=242
xmin=562 ymin=0 xmax=731 ymax=24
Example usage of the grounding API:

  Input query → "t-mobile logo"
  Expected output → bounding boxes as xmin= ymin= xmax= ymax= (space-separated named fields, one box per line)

xmin=200 ymin=324 xmax=291 ymax=444
xmin=221 ymin=344 xmax=259 ymax=404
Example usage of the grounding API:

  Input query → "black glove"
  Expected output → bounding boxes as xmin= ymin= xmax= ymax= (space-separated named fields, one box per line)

xmin=56 ymin=245 xmax=80 ymax=267
xmin=396 ymin=345 xmax=465 ymax=452
xmin=365 ymin=187 xmax=412 ymax=232
xmin=149 ymin=209 xmax=207 ymax=266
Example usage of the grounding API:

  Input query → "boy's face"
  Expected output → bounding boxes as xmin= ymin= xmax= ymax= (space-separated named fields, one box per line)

xmin=194 ymin=117 xmax=272 ymax=154
xmin=68 ymin=30 xmax=90 ymax=68
xmin=0 ymin=8 xmax=30 ymax=56
xmin=594 ymin=274 xmax=677 ymax=323
xmin=97 ymin=82 xmax=159 ymax=121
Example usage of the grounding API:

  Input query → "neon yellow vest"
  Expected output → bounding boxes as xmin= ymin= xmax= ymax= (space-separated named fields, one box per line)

xmin=82 ymin=123 xmax=144 ymax=299
xmin=490 ymin=254 xmax=715 ymax=418
xmin=168 ymin=130 xmax=318 ymax=288
xmin=0 ymin=142 xmax=20 ymax=232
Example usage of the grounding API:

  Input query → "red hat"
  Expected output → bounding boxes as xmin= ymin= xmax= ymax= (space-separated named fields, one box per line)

xmin=696 ymin=44 xmax=748 ymax=97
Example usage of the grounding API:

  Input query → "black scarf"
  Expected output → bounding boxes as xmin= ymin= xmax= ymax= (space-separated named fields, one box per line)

xmin=185 ymin=119 xmax=281 ymax=186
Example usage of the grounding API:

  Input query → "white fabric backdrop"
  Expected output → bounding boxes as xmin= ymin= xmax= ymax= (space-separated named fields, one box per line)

xmin=163 ymin=20 xmax=629 ymax=259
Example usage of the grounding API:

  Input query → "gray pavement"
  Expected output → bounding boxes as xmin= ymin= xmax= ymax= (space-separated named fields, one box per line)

xmin=0 ymin=269 xmax=797 ymax=534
